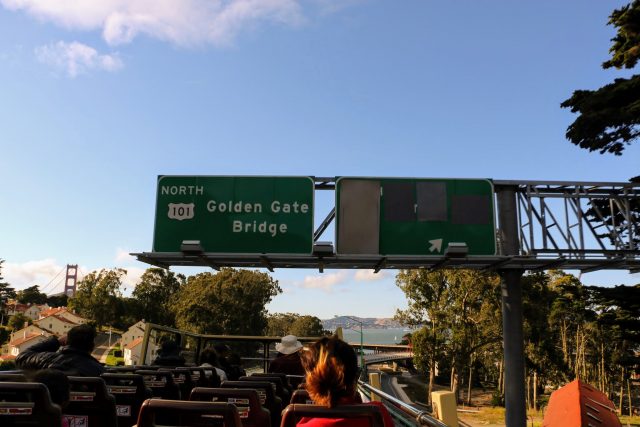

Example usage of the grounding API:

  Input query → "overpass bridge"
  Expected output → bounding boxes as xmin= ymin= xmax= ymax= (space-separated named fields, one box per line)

xmin=346 ymin=343 xmax=413 ymax=366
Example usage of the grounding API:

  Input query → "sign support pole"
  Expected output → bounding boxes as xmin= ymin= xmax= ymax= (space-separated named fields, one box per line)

xmin=497 ymin=186 xmax=526 ymax=427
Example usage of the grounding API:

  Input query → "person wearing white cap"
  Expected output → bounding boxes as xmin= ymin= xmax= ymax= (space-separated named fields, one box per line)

xmin=268 ymin=335 xmax=305 ymax=376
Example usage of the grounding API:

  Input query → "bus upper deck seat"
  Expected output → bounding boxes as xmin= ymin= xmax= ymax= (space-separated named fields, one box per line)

xmin=106 ymin=365 xmax=159 ymax=373
xmin=286 ymin=375 xmax=305 ymax=390
xmin=280 ymin=403 xmax=386 ymax=427
xmin=240 ymin=375 xmax=290 ymax=403
xmin=65 ymin=376 xmax=117 ymax=427
xmin=0 ymin=381 xmax=62 ymax=427
xmin=290 ymin=389 xmax=313 ymax=404
xmin=176 ymin=366 xmax=216 ymax=388
xmin=251 ymin=372 xmax=292 ymax=392
xmin=135 ymin=369 xmax=181 ymax=400
xmin=190 ymin=387 xmax=271 ymax=427
xmin=134 ymin=398 xmax=242 ymax=427
xmin=160 ymin=368 xmax=195 ymax=401
xmin=0 ymin=373 xmax=27 ymax=382
xmin=222 ymin=380 xmax=283 ymax=427
xmin=101 ymin=372 xmax=152 ymax=427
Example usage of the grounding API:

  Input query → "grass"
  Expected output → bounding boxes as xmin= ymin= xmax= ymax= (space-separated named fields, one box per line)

xmin=393 ymin=373 xmax=640 ymax=426
xmin=619 ymin=415 xmax=640 ymax=426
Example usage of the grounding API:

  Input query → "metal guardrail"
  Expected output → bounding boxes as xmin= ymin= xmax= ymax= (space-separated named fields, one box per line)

xmin=358 ymin=381 xmax=448 ymax=427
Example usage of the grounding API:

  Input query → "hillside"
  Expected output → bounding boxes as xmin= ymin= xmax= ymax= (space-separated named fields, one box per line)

xmin=322 ymin=316 xmax=404 ymax=330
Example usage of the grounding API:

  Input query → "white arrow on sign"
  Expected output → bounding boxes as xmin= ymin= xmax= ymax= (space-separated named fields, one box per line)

xmin=428 ymin=238 xmax=443 ymax=253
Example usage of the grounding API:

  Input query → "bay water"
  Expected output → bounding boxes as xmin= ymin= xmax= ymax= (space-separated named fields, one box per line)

xmin=338 ymin=328 xmax=413 ymax=345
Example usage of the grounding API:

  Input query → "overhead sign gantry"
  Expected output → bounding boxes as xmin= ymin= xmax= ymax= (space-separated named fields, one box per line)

xmin=137 ymin=176 xmax=639 ymax=272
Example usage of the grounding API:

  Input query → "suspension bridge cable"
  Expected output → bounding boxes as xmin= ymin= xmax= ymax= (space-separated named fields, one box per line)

xmin=40 ymin=266 xmax=65 ymax=292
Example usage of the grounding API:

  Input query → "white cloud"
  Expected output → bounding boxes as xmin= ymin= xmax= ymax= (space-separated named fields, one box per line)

xmin=35 ymin=41 xmax=123 ymax=77
xmin=354 ymin=269 xmax=389 ymax=281
xmin=3 ymin=259 xmax=70 ymax=293
xmin=1 ymin=257 xmax=145 ymax=295
xmin=2 ymin=0 xmax=305 ymax=47
xmin=298 ymin=270 xmax=349 ymax=292
xmin=115 ymin=248 xmax=135 ymax=264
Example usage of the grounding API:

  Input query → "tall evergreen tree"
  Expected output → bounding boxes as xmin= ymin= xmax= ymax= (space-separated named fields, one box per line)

xmin=561 ymin=1 xmax=640 ymax=155
xmin=0 ymin=260 xmax=16 ymax=326
xmin=132 ymin=268 xmax=185 ymax=327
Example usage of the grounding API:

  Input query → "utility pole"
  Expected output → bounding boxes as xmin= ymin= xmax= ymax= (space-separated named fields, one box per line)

xmin=340 ymin=315 xmax=365 ymax=380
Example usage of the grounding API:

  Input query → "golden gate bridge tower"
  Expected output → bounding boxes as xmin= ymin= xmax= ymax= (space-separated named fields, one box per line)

xmin=63 ymin=264 xmax=78 ymax=297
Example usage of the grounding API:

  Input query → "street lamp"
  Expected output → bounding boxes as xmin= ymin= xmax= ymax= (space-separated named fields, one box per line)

xmin=336 ymin=315 xmax=365 ymax=380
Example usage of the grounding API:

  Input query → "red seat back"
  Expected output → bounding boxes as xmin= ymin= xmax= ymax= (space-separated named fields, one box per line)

xmin=222 ymin=380 xmax=283 ymax=426
xmin=65 ymin=376 xmax=117 ymax=427
xmin=135 ymin=370 xmax=181 ymax=400
xmin=101 ymin=373 xmax=152 ymax=427
xmin=135 ymin=398 xmax=242 ymax=427
xmin=190 ymin=387 xmax=271 ymax=427
xmin=0 ymin=381 xmax=62 ymax=427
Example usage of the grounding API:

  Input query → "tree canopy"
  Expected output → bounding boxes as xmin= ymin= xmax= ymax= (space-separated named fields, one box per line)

xmin=561 ymin=1 xmax=640 ymax=155
xmin=395 ymin=269 xmax=502 ymax=403
xmin=171 ymin=268 xmax=281 ymax=336
xmin=16 ymin=285 xmax=47 ymax=305
xmin=267 ymin=313 xmax=326 ymax=337
xmin=131 ymin=268 xmax=185 ymax=327
xmin=69 ymin=268 xmax=126 ymax=328
xmin=8 ymin=313 xmax=31 ymax=331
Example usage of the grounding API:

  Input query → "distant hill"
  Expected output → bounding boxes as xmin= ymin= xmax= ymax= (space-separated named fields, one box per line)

xmin=322 ymin=316 xmax=404 ymax=330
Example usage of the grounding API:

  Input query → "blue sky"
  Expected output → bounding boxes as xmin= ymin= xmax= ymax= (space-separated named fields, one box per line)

xmin=1 ymin=0 xmax=638 ymax=319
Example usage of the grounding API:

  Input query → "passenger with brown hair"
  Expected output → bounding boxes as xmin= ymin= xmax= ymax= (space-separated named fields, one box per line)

xmin=298 ymin=336 xmax=394 ymax=426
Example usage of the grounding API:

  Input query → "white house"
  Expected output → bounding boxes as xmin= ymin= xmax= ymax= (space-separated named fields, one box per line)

xmin=121 ymin=320 xmax=146 ymax=348
xmin=8 ymin=333 xmax=49 ymax=357
xmin=38 ymin=307 xmax=87 ymax=325
xmin=35 ymin=314 xmax=78 ymax=336
xmin=123 ymin=337 xmax=157 ymax=366
xmin=6 ymin=303 xmax=49 ymax=321
xmin=123 ymin=337 xmax=143 ymax=366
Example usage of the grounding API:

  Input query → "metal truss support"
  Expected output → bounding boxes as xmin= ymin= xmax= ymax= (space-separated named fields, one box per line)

xmin=510 ymin=180 xmax=639 ymax=260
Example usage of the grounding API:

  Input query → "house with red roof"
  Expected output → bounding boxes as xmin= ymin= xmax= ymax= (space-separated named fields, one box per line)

xmin=34 ymin=313 xmax=79 ymax=337
xmin=4 ymin=325 xmax=51 ymax=357
xmin=38 ymin=307 xmax=87 ymax=325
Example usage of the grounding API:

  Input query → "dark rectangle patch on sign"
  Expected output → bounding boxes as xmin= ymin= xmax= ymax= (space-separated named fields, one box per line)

xmin=384 ymin=182 xmax=415 ymax=222
xmin=416 ymin=182 xmax=447 ymax=221
xmin=451 ymin=195 xmax=492 ymax=225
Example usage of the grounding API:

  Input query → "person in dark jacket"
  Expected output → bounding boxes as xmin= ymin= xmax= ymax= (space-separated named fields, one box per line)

xmin=268 ymin=335 xmax=305 ymax=376
xmin=16 ymin=324 xmax=104 ymax=377
xmin=152 ymin=340 xmax=185 ymax=366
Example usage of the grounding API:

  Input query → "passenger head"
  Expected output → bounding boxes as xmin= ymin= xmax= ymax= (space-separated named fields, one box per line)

xmin=228 ymin=353 xmax=243 ymax=366
xmin=276 ymin=335 xmax=303 ymax=355
xmin=32 ymin=369 xmax=70 ymax=408
xmin=300 ymin=336 xmax=358 ymax=408
xmin=200 ymin=347 xmax=220 ymax=366
xmin=66 ymin=324 xmax=97 ymax=353
xmin=214 ymin=344 xmax=230 ymax=358
xmin=159 ymin=340 xmax=180 ymax=356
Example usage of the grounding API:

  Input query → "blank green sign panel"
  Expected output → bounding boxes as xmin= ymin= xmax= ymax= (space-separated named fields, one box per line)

xmin=153 ymin=176 xmax=314 ymax=254
xmin=336 ymin=178 xmax=496 ymax=256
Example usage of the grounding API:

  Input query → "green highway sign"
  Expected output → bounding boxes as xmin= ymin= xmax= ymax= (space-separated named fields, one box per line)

xmin=153 ymin=176 xmax=314 ymax=254
xmin=336 ymin=177 xmax=496 ymax=256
